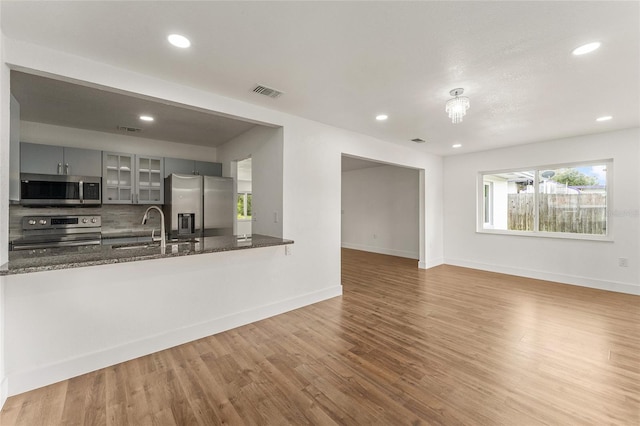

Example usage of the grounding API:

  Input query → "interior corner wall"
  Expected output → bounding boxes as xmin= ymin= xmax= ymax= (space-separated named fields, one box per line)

xmin=20 ymin=121 xmax=218 ymax=162
xmin=217 ymin=126 xmax=283 ymax=238
xmin=341 ymin=165 xmax=419 ymax=259
xmin=443 ymin=127 xmax=640 ymax=295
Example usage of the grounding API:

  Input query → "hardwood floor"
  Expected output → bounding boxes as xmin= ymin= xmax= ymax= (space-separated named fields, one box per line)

xmin=2 ymin=248 xmax=639 ymax=425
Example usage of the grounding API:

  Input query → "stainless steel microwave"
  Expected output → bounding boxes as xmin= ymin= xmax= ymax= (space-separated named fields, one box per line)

xmin=20 ymin=173 xmax=101 ymax=206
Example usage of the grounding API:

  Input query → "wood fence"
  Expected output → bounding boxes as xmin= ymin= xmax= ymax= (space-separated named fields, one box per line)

xmin=508 ymin=193 xmax=606 ymax=234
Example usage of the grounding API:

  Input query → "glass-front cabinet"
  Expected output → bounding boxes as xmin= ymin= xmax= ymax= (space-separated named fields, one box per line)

xmin=103 ymin=152 xmax=133 ymax=204
xmin=137 ymin=156 xmax=163 ymax=203
xmin=103 ymin=152 xmax=163 ymax=204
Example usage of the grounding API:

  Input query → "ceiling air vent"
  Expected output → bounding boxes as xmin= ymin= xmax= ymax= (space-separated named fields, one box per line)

xmin=411 ymin=138 xmax=426 ymax=143
xmin=117 ymin=125 xmax=143 ymax=133
xmin=252 ymin=84 xmax=283 ymax=99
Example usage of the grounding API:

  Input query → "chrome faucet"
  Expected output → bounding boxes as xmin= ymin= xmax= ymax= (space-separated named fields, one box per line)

xmin=142 ymin=206 xmax=166 ymax=252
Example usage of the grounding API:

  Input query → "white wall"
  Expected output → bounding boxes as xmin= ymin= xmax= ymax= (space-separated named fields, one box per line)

xmin=443 ymin=128 xmax=640 ymax=295
xmin=217 ymin=126 xmax=283 ymax=237
xmin=20 ymin=121 xmax=218 ymax=161
xmin=0 ymin=38 xmax=444 ymax=396
xmin=342 ymin=165 xmax=419 ymax=259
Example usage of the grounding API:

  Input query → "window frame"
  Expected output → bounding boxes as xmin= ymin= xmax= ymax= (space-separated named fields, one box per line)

xmin=477 ymin=159 xmax=613 ymax=241
xmin=483 ymin=182 xmax=493 ymax=226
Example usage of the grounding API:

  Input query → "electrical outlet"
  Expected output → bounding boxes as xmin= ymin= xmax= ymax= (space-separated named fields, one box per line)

xmin=285 ymin=245 xmax=292 ymax=256
xmin=618 ymin=258 xmax=628 ymax=267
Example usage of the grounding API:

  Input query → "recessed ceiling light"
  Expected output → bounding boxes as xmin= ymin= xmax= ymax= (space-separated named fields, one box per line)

xmin=452 ymin=144 xmax=462 ymax=148
xmin=375 ymin=114 xmax=388 ymax=121
xmin=168 ymin=34 xmax=191 ymax=48
xmin=596 ymin=115 xmax=612 ymax=122
xmin=572 ymin=42 xmax=601 ymax=56
xmin=139 ymin=115 xmax=154 ymax=122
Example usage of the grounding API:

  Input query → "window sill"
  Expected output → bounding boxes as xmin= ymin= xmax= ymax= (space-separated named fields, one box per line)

xmin=476 ymin=228 xmax=613 ymax=242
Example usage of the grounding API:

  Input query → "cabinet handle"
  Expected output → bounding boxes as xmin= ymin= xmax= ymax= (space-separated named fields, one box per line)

xmin=65 ymin=163 xmax=70 ymax=175
xmin=57 ymin=163 xmax=62 ymax=174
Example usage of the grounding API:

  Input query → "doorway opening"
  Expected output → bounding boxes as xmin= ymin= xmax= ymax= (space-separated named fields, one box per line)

xmin=341 ymin=154 xmax=424 ymax=266
xmin=236 ymin=157 xmax=252 ymax=236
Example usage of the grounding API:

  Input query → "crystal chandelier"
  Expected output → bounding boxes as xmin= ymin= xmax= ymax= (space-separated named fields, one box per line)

xmin=445 ymin=88 xmax=470 ymax=124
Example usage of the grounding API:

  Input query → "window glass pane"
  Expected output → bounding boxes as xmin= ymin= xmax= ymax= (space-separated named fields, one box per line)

xmin=483 ymin=170 xmax=535 ymax=231
xmin=237 ymin=194 xmax=245 ymax=219
xmin=246 ymin=194 xmax=252 ymax=219
xmin=538 ymin=165 xmax=607 ymax=234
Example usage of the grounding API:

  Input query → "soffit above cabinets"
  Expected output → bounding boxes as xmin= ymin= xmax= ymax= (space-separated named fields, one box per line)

xmin=10 ymin=71 xmax=259 ymax=148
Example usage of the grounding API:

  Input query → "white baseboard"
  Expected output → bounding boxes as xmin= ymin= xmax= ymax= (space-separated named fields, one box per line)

xmin=341 ymin=242 xmax=418 ymax=260
xmin=445 ymin=258 xmax=640 ymax=296
xmin=419 ymin=257 xmax=444 ymax=270
xmin=0 ymin=376 xmax=7 ymax=411
xmin=7 ymin=285 xmax=343 ymax=396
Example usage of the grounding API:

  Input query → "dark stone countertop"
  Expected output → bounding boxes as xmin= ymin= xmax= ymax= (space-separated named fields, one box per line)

xmin=1 ymin=234 xmax=294 ymax=275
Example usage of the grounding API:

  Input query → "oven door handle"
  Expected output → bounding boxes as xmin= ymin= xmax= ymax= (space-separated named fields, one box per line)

xmin=79 ymin=180 xmax=84 ymax=204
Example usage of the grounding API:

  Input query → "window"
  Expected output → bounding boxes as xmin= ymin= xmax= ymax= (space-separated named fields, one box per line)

xmin=479 ymin=161 xmax=611 ymax=239
xmin=237 ymin=193 xmax=252 ymax=220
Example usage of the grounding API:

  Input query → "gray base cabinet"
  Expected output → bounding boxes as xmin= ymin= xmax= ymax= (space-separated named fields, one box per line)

xmin=20 ymin=142 xmax=101 ymax=177
xmin=164 ymin=157 xmax=222 ymax=177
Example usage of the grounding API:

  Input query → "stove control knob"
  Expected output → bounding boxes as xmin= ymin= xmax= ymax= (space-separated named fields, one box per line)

xmin=82 ymin=218 xmax=88 ymax=224
xmin=91 ymin=218 xmax=97 ymax=223
xmin=38 ymin=219 xmax=47 ymax=225
xmin=28 ymin=219 xmax=36 ymax=225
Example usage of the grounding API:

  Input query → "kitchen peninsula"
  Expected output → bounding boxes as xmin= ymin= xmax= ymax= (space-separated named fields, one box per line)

xmin=1 ymin=234 xmax=293 ymax=275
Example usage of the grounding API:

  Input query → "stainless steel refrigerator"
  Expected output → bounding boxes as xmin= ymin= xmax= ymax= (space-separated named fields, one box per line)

xmin=164 ymin=174 xmax=234 ymax=238
xmin=203 ymin=175 xmax=234 ymax=236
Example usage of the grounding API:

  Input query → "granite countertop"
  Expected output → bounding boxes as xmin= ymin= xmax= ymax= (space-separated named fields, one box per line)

xmin=1 ymin=234 xmax=294 ymax=275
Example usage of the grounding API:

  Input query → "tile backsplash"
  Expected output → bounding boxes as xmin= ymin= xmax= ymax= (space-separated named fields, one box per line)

xmin=9 ymin=204 xmax=165 ymax=240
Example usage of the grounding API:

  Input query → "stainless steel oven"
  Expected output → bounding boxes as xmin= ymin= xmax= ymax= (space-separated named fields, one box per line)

xmin=10 ymin=214 xmax=102 ymax=250
xmin=20 ymin=173 xmax=101 ymax=206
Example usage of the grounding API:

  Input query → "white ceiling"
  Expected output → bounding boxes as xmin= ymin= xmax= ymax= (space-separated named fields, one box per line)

xmin=2 ymin=1 xmax=638 ymax=156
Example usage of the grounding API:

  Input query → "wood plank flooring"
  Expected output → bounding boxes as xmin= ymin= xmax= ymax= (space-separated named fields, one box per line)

xmin=1 ymin=248 xmax=639 ymax=425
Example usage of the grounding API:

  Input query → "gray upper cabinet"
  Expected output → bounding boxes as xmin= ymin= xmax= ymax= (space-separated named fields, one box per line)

xmin=164 ymin=157 xmax=194 ymax=176
xmin=20 ymin=142 xmax=102 ymax=176
xmin=164 ymin=156 xmax=222 ymax=177
xmin=195 ymin=161 xmax=222 ymax=177
xmin=63 ymin=147 xmax=102 ymax=176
